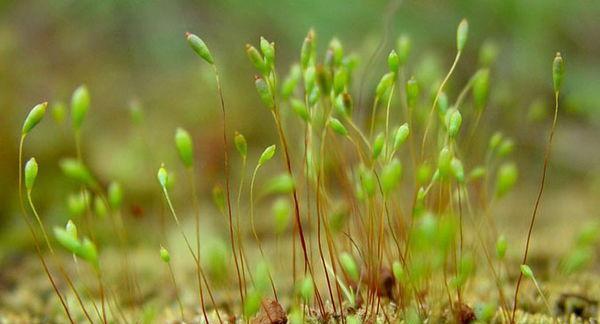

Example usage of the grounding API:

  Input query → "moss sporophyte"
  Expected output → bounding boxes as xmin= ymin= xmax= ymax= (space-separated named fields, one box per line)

xmin=14 ymin=19 xmax=571 ymax=323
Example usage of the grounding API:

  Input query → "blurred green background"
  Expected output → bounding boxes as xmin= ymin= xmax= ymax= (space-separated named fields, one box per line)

xmin=1 ymin=0 xmax=599 ymax=257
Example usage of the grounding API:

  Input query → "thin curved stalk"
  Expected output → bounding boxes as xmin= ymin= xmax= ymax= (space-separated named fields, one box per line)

xmin=511 ymin=91 xmax=560 ymax=323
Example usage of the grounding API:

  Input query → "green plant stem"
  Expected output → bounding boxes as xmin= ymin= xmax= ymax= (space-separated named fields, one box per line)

xmin=18 ymin=135 xmax=75 ymax=323
xmin=211 ymin=64 xmax=245 ymax=309
xmin=249 ymin=164 xmax=279 ymax=301
xmin=167 ymin=262 xmax=185 ymax=321
xmin=420 ymin=51 xmax=462 ymax=160
xmin=161 ymin=186 xmax=221 ymax=324
xmin=186 ymin=167 xmax=211 ymax=316
xmin=511 ymin=91 xmax=560 ymax=323
xmin=236 ymin=156 xmax=249 ymax=297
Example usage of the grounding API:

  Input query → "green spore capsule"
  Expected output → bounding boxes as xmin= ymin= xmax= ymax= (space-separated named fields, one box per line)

xmin=71 ymin=85 xmax=90 ymax=131
xmin=473 ymin=69 xmax=490 ymax=110
xmin=51 ymin=102 xmax=66 ymax=125
xmin=456 ymin=19 xmax=469 ymax=52
xmin=300 ymin=30 xmax=315 ymax=70
xmin=291 ymin=99 xmax=310 ymax=122
xmin=339 ymin=252 xmax=359 ymax=282
xmin=234 ymin=132 xmax=248 ymax=158
xmin=381 ymin=159 xmax=403 ymax=193
xmin=388 ymin=49 xmax=400 ymax=73
xmin=372 ymin=132 xmax=385 ymax=160
xmin=272 ymin=198 xmax=291 ymax=234
xmin=246 ymin=44 xmax=267 ymax=74
xmin=393 ymin=123 xmax=410 ymax=150
xmin=159 ymin=246 xmax=170 ymax=263
xmin=397 ymin=34 xmax=411 ymax=65
xmin=297 ymin=276 xmax=314 ymax=302
xmin=495 ymin=162 xmax=518 ymax=197
xmin=174 ymin=127 xmax=194 ymax=168
xmin=94 ymin=196 xmax=107 ymax=219
xmin=446 ymin=109 xmax=462 ymax=138
xmin=328 ymin=117 xmax=348 ymax=136
xmin=255 ymin=76 xmax=274 ymax=109
xmin=437 ymin=146 xmax=452 ymax=179
xmin=54 ymin=226 xmax=81 ymax=254
xmin=22 ymin=102 xmax=47 ymax=135
xmin=264 ymin=174 xmax=295 ymax=195
xmin=59 ymin=159 xmax=97 ymax=189
xmin=212 ymin=184 xmax=225 ymax=213
xmin=157 ymin=165 xmax=168 ymax=188
xmin=520 ymin=264 xmax=534 ymax=279
xmin=479 ymin=40 xmax=499 ymax=67
xmin=260 ymin=37 xmax=275 ymax=69
xmin=553 ymin=52 xmax=564 ymax=92
xmin=376 ymin=72 xmax=395 ymax=98
xmin=258 ymin=145 xmax=276 ymax=166
xmin=496 ymin=234 xmax=507 ymax=259
xmin=451 ymin=158 xmax=465 ymax=183
xmin=24 ymin=157 xmax=38 ymax=191
xmin=406 ymin=76 xmax=419 ymax=108
xmin=281 ymin=64 xmax=301 ymax=98
xmin=186 ymin=32 xmax=214 ymax=64
xmin=108 ymin=182 xmax=123 ymax=210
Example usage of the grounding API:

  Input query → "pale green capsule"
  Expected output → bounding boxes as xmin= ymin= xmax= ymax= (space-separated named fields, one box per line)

xmin=406 ymin=77 xmax=419 ymax=108
xmin=372 ymin=132 xmax=385 ymax=160
xmin=496 ymin=235 xmax=507 ymax=259
xmin=388 ymin=49 xmax=400 ymax=72
xmin=54 ymin=227 xmax=81 ymax=254
xmin=255 ymin=76 xmax=274 ymax=109
xmin=297 ymin=276 xmax=314 ymax=302
xmin=281 ymin=64 xmax=301 ymax=98
xmin=451 ymin=158 xmax=465 ymax=183
xmin=300 ymin=30 xmax=315 ymax=70
xmin=520 ymin=264 xmax=534 ymax=279
xmin=59 ymin=159 xmax=97 ymax=189
xmin=94 ymin=196 xmax=107 ymax=219
xmin=157 ymin=165 xmax=168 ymax=188
xmin=71 ymin=85 xmax=90 ymax=130
xmin=159 ymin=246 xmax=171 ymax=263
xmin=258 ymin=145 xmax=276 ymax=166
xmin=290 ymin=99 xmax=310 ymax=122
xmin=495 ymin=162 xmax=518 ymax=197
xmin=376 ymin=72 xmax=395 ymax=98
xmin=246 ymin=44 xmax=267 ymax=74
xmin=260 ymin=37 xmax=275 ymax=69
xmin=79 ymin=237 xmax=99 ymax=268
xmin=234 ymin=132 xmax=248 ymax=158
xmin=393 ymin=123 xmax=410 ymax=150
xmin=272 ymin=198 xmax=291 ymax=234
xmin=339 ymin=252 xmax=359 ymax=282
xmin=328 ymin=117 xmax=348 ymax=136
xmin=22 ymin=102 xmax=47 ymax=135
xmin=174 ymin=127 xmax=194 ymax=168
xmin=397 ymin=34 xmax=411 ymax=65
xmin=437 ymin=146 xmax=452 ymax=179
xmin=24 ymin=157 xmax=38 ymax=191
xmin=66 ymin=220 xmax=78 ymax=240
xmin=446 ymin=109 xmax=462 ymax=138
xmin=473 ymin=69 xmax=490 ymax=110
xmin=456 ymin=19 xmax=469 ymax=52
xmin=108 ymin=182 xmax=123 ymax=210
xmin=553 ymin=52 xmax=564 ymax=92
xmin=381 ymin=159 xmax=403 ymax=193
xmin=212 ymin=184 xmax=225 ymax=213
xmin=264 ymin=174 xmax=295 ymax=195
xmin=186 ymin=33 xmax=214 ymax=64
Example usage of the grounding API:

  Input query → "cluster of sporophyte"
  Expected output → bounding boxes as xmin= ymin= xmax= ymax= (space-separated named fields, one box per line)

xmin=16 ymin=18 xmax=576 ymax=323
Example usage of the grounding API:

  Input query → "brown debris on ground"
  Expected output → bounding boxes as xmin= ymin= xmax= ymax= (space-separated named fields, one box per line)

xmin=251 ymin=298 xmax=287 ymax=324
